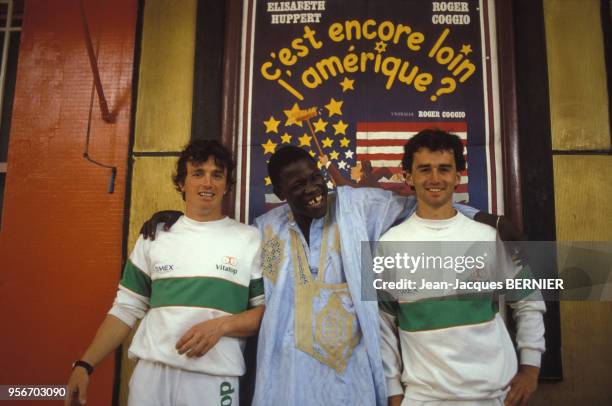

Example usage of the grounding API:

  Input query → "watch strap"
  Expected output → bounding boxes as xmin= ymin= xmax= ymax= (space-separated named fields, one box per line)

xmin=72 ymin=360 xmax=94 ymax=375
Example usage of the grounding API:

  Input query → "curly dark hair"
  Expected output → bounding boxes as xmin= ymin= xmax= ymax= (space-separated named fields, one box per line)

xmin=267 ymin=145 xmax=316 ymax=189
xmin=173 ymin=140 xmax=236 ymax=195
xmin=402 ymin=129 xmax=466 ymax=172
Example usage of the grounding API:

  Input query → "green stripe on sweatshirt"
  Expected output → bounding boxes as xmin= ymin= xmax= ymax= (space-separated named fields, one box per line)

xmin=397 ymin=294 xmax=496 ymax=332
xmin=150 ymin=277 xmax=249 ymax=314
xmin=119 ymin=259 xmax=151 ymax=297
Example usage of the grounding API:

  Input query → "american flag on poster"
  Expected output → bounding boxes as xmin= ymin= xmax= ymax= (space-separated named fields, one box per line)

xmin=263 ymin=117 xmax=469 ymax=209
xmin=355 ymin=121 xmax=469 ymax=202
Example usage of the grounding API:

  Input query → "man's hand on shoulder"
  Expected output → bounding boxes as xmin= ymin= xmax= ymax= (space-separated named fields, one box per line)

xmin=139 ymin=210 xmax=183 ymax=240
xmin=505 ymin=365 xmax=539 ymax=406
xmin=496 ymin=215 xmax=523 ymax=242
xmin=388 ymin=395 xmax=404 ymax=406
xmin=474 ymin=212 xmax=529 ymax=267
xmin=175 ymin=317 xmax=228 ymax=358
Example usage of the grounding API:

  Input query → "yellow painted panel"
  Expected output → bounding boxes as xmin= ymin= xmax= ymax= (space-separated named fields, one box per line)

xmin=553 ymin=156 xmax=612 ymax=240
xmin=544 ymin=0 xmax=611 ymax=150
xmin=127 ymin=156 xmax=185 ymax=255
xmin=120 ymin=156 xmax=185 ymax=405
xmin=530 ymin=156 xmax=612 ymax=404
xmin=134 ymin=0 xmax=196 ymax=152
xmin=533 ymin=301 xmax=612 ymax=405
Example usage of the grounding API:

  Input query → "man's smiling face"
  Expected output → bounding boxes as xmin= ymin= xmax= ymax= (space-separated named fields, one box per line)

xmin=274 ymin=158 xmax=328 ymax=224
xmin=181 ymin=157 xmax=227 ymax=221
xmin=406 ymin=148 xmax=460 ymax=212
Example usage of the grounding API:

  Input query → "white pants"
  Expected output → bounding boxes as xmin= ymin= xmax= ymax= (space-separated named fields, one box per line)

xmin=128 ymin=359 xmax=239 ymax=406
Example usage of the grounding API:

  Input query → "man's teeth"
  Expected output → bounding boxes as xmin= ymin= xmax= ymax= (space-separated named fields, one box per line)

xmin=307 ymin=195 xmax=323 ymax=207
xmin=427 ymin=188 xmax=442 ymax=192
xmin=199 ymin=192 xmax=214 ymax=197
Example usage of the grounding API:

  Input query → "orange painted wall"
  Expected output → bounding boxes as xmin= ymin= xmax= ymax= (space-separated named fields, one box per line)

xmin=0 ymin=1 xmax=137 ymax=404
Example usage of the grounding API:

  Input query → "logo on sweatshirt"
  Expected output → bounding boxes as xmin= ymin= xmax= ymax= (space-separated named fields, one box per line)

xmin=216 ymin=256 xmax=238 ymax=275
xmin=223 ymin=256 xmax=237 ymax=267
xmin=153 ymin=264 xmax=175 ymax=273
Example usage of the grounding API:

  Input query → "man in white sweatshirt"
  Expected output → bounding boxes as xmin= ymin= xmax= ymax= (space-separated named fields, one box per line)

xmin=378 ymin=129 xmax=545 ymax=406
xmin=65 ymin=140 xmax=264 ymax=406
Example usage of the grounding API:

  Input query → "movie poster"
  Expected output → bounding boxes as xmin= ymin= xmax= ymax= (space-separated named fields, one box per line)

xmin=236 ymin=0 xmax=503 ymax=222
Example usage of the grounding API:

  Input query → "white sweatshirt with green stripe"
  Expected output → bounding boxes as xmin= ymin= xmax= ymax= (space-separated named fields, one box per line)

xmin=378 ymin=212 xmax=545 ymax=401
xmin=108 ymin=216 xmax=264 ymax=377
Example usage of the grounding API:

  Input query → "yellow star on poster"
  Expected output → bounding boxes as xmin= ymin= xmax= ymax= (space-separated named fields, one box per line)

xmin=298 ymin=133 xmax=312 ymax=147
xmin=262 ymin=139 xmax=277 ymax=155
xmin=283 ymin=102 xmax=303 ymax=127
xmin=333 ymin=120 xmax=348 ymax=135
xmin=340 ymin=137 xmax=350 ymax=147
xmin=263 ymin=116 xmax=281 ymax=133
xmin=264 ymin=176 xmax=272 ymax=186
xmin=375 ymin=41 xmax=387 ymax=53
xmin=317 ymin=161 xmax=323 ymax=169
xmin=329 ymin=150 xmax=339 ymax=160
xmin=280 ymin=133 xmax=292 ymax=144
xmin=322 ymin=137 xmax=334 ymax=148
xmin=325 ymin=98 xmax=343 ymax=117
xmin=461 ymin=44 xmax=473 ymax=55
xmin=313 ymin=118 xmax=328 ymax=133
xmin=308 ymin=150 xmax=316 ymax=158
xmin=340 ymin=77 xmax=354 ymax=92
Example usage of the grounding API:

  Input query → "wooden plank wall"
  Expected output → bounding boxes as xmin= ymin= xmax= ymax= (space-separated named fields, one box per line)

xmin=533 ymin=0 xmax=612 ymax=404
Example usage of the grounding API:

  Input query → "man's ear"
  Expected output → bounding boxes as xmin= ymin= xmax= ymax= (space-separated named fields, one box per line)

xmin=404 ymin=171 xmax=414 ymax=187
xmin=404 ymin=171 xmax=416 ymax=191
xmin=178 ymin=182 xmax=186 ymax=201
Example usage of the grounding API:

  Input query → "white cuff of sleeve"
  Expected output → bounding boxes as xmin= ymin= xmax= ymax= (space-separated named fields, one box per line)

xmin=108 ymin=306 xmax=138 ymax=328
xmin=520 ymin=349 xmax=543 ymax=367
xmin=386 ymin=378 xmax=404 ymax=397
xmin=249 ymin=295 xmax=265 ymax=308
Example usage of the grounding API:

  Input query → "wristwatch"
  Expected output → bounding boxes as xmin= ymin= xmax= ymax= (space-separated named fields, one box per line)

xmin=72 ymin=360 xmax=94 ymax=375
